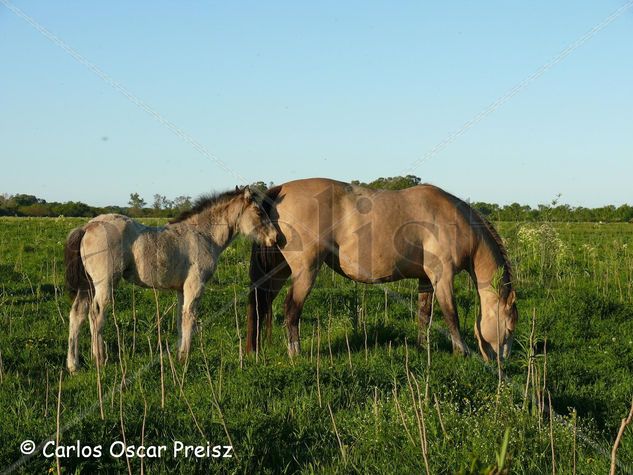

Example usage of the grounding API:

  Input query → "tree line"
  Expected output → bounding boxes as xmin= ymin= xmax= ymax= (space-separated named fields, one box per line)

xmin=1 ymin=177 xmax=631 ymax=222
xmin=0 ymin=193 xmax=194 ymax=218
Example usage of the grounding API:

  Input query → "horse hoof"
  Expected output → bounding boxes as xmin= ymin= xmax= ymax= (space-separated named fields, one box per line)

xmin=177 ymin=353 xmax=186 ymax=364
xmin=452 ymin=346 xmax=470 ymax=357
xmin=287 ymin=341 xmax=300 ymax=357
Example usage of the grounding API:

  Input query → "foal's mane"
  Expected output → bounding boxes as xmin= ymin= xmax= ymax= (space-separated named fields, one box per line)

xmin=169 ymin=189 xmax=244 ymax=224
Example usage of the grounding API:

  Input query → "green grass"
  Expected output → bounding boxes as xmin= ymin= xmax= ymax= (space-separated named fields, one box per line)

xmin=0 ymin=217 xmax=632 ymax=473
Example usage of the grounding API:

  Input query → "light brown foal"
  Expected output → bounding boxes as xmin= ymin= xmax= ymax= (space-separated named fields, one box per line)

xmin=65 ymin=186 xmax=278 ymax=373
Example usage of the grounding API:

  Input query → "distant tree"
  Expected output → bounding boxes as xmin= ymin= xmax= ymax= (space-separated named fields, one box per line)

xmin=98 ymin=205 xmax=126 ymax=215
xmin=616 ymin=204 xmax=633 ymax=222
xmin=12 ymin=194 xmax=42 ymax=207
xmin=501 ymin=203 xmax=532 ymax=221
xmin=248 ymin=181 xmax=274 ymax=204
xmin=472 ymin=202 xmax=500 ymax=218
xmin=128 ymin=193 xmax=146 ymax=209
xmin=352 ymin=175 xmax=421 ymax=191
xmin=19 ymin=203 xmax=53 ymax=217
xmin=154 ymin=194 xmax=173 ymax=210
xmin=0 ymin=193 xmax=13 ymax=215
xmin=172 ymin=195 xmax=192 ymax=213
xmin=249 ymin=181 xmax=270 ymax=193
xmin=153 ymin=194 xmax=165 ymax=211
xmin=148 ymin=194 xmax=174 ymax=217
xmin=53 ymin=201 xmax=94 ymax=217
xmin=127 ymin=193 xmax=146 ymax=217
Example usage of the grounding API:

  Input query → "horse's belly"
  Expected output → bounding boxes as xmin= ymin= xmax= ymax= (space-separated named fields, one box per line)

xmin=126 ymin=234 xmax=189 ymax=290
xmin=123 ymin=264 xmax=183 ymax=290
xmin=333 ymin=248 xmax=424 ymax=284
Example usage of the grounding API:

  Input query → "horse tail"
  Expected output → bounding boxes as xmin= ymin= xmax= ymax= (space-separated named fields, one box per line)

xmin=247 ymin=186 xmax=284 ymax=352
xmin=64 ymin=227 xmax=93 ymax=300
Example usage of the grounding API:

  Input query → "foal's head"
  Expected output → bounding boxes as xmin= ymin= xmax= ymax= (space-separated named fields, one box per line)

xmin=235 ymin=186 xmax=278 ymax=247
xmin=476 ymin=286 xmax=518 ymax=362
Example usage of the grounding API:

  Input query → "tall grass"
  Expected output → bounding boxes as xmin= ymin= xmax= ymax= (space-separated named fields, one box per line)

xmin=0 ymin=217 xmax=631 ymax=473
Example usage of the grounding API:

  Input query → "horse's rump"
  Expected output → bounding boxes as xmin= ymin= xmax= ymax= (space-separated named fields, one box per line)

xmin=64 ymin=227 xmax=94 ymax=299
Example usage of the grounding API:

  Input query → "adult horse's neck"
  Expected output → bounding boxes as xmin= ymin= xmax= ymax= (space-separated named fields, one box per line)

xmin=470 ymin=219 xmax=512 ymax=301
xmin=180 ymin=202 xmax=239 ymax=250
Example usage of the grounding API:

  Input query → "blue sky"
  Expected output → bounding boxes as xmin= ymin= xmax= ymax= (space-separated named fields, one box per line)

xmin=1 ymin=1 xmax=632 ymax=207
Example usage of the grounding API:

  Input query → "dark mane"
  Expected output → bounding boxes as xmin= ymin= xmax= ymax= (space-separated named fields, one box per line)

xmin=259 ymin=185 xmax=282 ymax=215
xmin=169 ymin=189 xmax=243 ymax=224
xmin=473 ymin=209 xmax=513 ymax=288
xmin=430 ymin=184 xmax=513 ymax=288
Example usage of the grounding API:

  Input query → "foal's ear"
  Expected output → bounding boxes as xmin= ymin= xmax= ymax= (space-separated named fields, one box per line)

xmin=235 ymin=185 xmax=240 ymax=192
xmin=243 ymin=185 xmax=252 ymax=200
xmin=505 ymin=289 xmax=516 ymax=309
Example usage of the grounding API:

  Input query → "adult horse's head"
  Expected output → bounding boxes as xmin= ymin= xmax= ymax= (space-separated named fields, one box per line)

xmin=236 ymin=186 xmax=278 ymax=247
xmin=475 ymin=285 xmax=518 ymax=362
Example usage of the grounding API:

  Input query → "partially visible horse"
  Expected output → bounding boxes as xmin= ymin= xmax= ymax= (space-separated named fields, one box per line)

xmin=65 ymin=186 xmax=277 ymax=373
xmin=247 ymin=178 xmax=518 ymax=361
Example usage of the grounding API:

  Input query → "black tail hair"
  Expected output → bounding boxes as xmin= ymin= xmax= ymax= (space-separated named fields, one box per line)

xmin=64 ymin=227 xmax=93 ymax=299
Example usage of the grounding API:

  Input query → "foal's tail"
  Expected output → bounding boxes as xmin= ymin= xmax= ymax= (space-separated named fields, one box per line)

xmin=246 ymin=186 xmax=285 ymax=353
xmin=64 ymin=227 xmax=93 ymax=300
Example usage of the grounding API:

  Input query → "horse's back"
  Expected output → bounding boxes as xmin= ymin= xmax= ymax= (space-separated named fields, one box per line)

xmin=270 ymin=178 xmax=476 ymax=282
xmin=273 ymin=178 xmax=457 ymax=238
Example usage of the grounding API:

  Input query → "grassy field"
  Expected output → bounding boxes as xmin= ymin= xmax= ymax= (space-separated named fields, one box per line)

xmin=0 ymin=217 xmax=632 ymax=474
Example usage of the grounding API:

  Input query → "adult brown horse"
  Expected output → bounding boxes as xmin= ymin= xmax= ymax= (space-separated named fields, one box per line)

xmin=247 ymin=178 xmax=518 ymax=362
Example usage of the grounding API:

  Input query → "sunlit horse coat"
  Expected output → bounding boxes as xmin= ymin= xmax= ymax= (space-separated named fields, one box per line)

xmin=247 ymin=178 xmax=518 ymax=361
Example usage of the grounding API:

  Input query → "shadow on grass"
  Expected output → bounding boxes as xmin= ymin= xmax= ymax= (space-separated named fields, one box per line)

xmin=325 ymin=320 xmax=454 ymax=357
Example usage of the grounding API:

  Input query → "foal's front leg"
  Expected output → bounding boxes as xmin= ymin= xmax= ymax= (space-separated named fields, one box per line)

xmin=175 ymin=290 xmax=184 ymax=356
xmin=178 ymin=277 xmax=204 ymax=362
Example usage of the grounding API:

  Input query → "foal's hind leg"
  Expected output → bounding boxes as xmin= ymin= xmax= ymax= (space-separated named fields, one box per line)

xmin=67 ymin=291 xmax=90 ymax=373
xmin=88 ymin=283 xmax=112 ymax=367
xmin=417 ymin=279 xmax=434 ymax=347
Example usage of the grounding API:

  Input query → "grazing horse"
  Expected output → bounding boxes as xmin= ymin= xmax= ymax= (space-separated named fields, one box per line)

xmin=65 ymin=186 xmax=277 ymax=373
xmin=247 ymin=178 xmax=518 ymax=362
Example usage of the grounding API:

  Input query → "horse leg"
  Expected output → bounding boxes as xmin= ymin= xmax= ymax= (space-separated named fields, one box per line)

xmin=285 ymin=268 xmax=318 ymax=357
xmin=178 ymin=276 xmax=204 ymax=362
xmin=67 ymin=291 xmax=90 ymax=373
xmin=81 ymin=220 xmax=127 ymax=368
xmin=253 ymin=264 xmax=291 ymax=350
xmin=88 ymin=283 xmax=112 ymax=366
xmin=175 ymin=290 xmax=184 ymax=355
xmin=434 ymin=277 xmax=469 ymax=355
xmin=246 ymin=244 xmax=290 ymax=353
xmin=417 ymin=279 xmax=434 ymax=347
